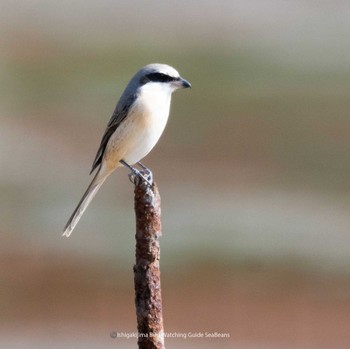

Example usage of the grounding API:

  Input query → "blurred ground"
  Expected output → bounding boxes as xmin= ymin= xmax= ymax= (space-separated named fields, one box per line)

xmin=1 ymin=1 xmax=350 ymax=348
xmin=2 ymin=242 xmax=350 ymax=349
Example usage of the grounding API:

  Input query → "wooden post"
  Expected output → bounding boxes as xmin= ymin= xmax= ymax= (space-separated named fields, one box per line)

xmin=133 ymin=171 xmax=165 ymax=349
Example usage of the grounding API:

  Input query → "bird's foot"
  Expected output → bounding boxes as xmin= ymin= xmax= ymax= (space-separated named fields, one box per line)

xmin=128 ymin=168 xmax=153 ymax=187
xmin=137 ymin=162 xmax=153 ymax=186
xmin=120 ymin=160 xmax=153 ymax=186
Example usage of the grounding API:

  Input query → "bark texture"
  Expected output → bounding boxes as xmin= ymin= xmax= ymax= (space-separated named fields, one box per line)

xmin=133 ymin=176 xmax=164 ymax=349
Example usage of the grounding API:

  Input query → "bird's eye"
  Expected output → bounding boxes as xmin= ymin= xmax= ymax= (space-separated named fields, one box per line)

xmin=142 ymin=72 xmax=176 ymax=84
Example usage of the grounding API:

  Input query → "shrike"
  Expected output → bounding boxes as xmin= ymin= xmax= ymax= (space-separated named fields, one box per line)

xmin=63 ymin=63 xmax=191 ymax=237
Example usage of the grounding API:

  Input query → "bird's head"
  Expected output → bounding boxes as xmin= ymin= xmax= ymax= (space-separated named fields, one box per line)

xmin=136 ymin=63 xmax=191 ymax=92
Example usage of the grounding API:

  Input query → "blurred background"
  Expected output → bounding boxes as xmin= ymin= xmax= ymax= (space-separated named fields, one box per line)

xmin=1 ymin=1 xmax=350 ymax=348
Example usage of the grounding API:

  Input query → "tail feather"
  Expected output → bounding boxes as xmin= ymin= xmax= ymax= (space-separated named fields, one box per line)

xmin=63 ymin=167 xmax=108 ymax=237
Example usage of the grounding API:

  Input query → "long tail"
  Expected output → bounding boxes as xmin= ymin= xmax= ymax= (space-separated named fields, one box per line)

xmin=63 ymin=166 xmax=109 ymax=237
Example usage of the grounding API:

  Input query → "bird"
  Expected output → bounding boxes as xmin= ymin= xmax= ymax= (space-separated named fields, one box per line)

xmin=63 ymin=63 xmax=191 ymax=237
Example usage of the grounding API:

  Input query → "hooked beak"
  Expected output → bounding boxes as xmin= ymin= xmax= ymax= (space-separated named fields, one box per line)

xmin=180 ymin=77 xmax=191 ymax=89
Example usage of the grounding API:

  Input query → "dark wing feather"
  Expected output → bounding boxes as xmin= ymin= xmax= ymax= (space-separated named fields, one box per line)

xmin=90 ymin=94 xmax=136 ymax=174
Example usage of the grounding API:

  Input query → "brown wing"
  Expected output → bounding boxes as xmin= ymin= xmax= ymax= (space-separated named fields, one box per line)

xmin=90 ymin=94 xmax=136 ymax=174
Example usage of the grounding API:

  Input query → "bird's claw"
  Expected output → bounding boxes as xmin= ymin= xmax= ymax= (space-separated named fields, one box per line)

xmin=128 ymin=168 xmax=153 ymax=187
xmin=120 ymin=159 xmax=153 ymax=187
